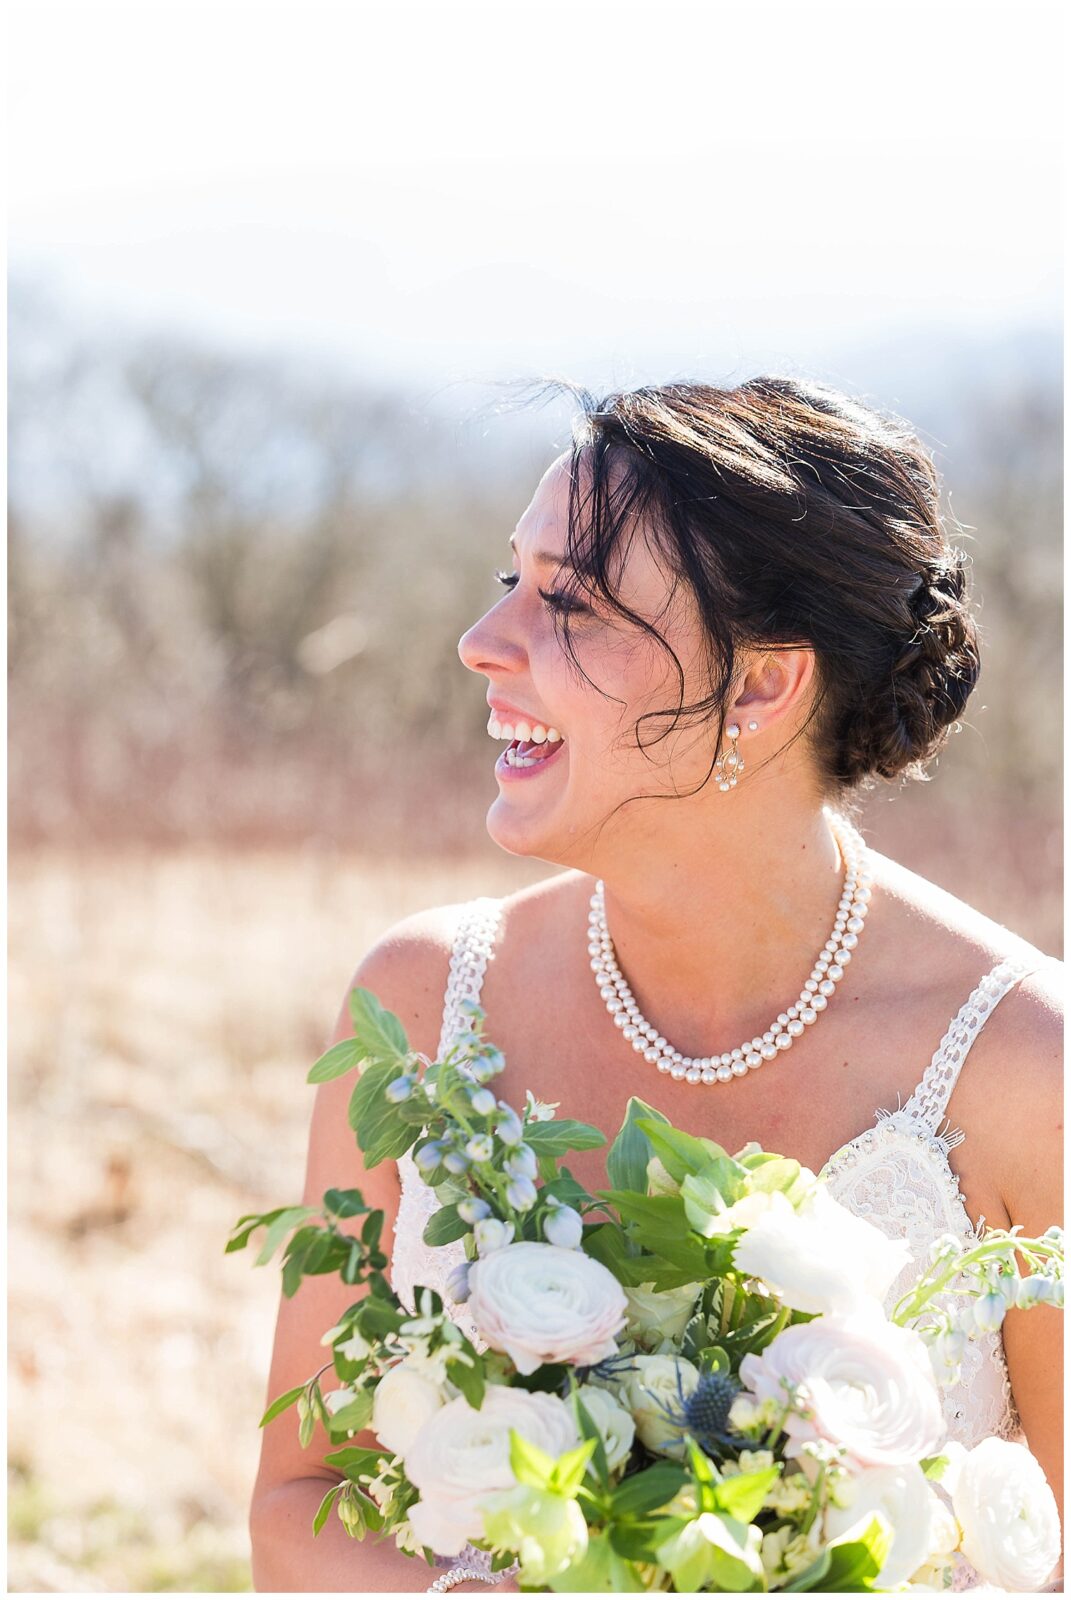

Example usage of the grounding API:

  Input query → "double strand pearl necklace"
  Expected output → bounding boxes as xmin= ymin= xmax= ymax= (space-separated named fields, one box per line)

xmin=588 ymin=807 xmax=873 ymax=1086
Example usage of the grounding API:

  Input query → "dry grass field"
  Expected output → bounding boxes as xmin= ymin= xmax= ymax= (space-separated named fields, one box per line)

xmin=7 ymin=800 xmax=1060 ymax=1590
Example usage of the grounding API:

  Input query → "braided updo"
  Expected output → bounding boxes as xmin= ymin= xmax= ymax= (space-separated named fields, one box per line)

xmin=542 ymin=374 xmax=981 ymax=798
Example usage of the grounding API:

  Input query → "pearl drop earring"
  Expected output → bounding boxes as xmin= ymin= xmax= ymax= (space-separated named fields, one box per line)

xmin=714 ymin=722 xmax=743 ymax=791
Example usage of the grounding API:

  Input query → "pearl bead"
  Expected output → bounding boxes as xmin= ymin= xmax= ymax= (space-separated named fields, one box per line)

xmin=588 ymin=809 xmax=871 ymax=1087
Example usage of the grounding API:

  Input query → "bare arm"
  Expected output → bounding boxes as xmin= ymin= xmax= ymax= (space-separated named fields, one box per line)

xmin=248 ymin=907 xmax=463 ymax=1592
xmin=998 ymin=964 xmax=1064 ymax=1589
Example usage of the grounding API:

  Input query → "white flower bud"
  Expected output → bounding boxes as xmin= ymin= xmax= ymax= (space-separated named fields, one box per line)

xmin=506 ymin=1176 xmax=538 ymax=1212
xmin=543 ymin=1204 xmax=583 ymax=1249
xmin=469 ymin=1087 xmax=497 ymax=1116
xmin=973 ymin=1291 xmax=1007 ymax=1333
xmin=464 ymin=1133 xmax=494 ymax=1163
xmin=504 ymin=1144 xmax=538 ymax=1180
xmin=457 ymin=1197 xmax=491 ymax=1225
xmin=474 ymin=1217 xmax=515 ymax=1255
xmin=444 ymin=1261 xmax=471 ymax=1303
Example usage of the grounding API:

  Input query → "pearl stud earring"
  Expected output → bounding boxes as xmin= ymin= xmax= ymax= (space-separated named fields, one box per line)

xmin=748 ymin=719 xmax=759 ymax=731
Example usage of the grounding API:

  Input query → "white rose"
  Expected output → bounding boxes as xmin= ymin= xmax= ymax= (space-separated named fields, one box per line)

xmin=622 ymin=1280 xmax=702 ymax=1347
xmin=621 ymin=1354 xmax=700 ymax=1458
xmin=733 ymin=1186 xmax=912 ymax=1316
xmin=467 ymin=1242 xmax=628 ymax=1376
xmin=371 ymin=1359 xmax=447 ymax=1456
xmin=576 ymin=1384 xmax=635 ymax=1473
xmin=824 ymin=1461 xmax=935 ymax=1587
xmin=952 ymin=1437 xmax=1062 ymax=1592
xmin=404 ymin=1387 xmax=579 ymax=1555
xmin=739 ymin=1310 xmax=945 ymax=1469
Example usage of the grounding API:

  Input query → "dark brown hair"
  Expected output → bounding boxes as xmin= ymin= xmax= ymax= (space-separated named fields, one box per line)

xmin=531 ymin=375 xmax=980 ymax=810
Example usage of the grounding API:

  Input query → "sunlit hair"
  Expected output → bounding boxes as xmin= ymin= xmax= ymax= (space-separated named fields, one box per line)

xmin=517 ymin=375 xmax=979 ymax=815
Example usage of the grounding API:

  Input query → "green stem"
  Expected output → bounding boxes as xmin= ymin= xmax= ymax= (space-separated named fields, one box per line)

xmin=890 ymin=1235 xmax=1060 ymax=1325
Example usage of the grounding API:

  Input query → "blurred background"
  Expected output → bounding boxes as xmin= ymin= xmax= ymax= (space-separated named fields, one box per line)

xmin=7 ymin=0 xmax=1063 ymax=1589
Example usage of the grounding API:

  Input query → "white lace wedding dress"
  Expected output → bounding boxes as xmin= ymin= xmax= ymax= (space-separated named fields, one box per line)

xmin=390 ymin=896 xmax=1057 ymax=1592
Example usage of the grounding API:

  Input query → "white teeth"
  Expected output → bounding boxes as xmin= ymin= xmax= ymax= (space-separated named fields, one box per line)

xmin=486 ymin=713 xmax=564 ymax=743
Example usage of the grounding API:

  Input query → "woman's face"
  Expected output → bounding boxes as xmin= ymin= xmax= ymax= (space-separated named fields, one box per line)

xmin=457 ymin=451 xmax=728 ymax=867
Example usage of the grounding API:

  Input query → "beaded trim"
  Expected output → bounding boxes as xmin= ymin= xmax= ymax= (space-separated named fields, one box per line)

xmin=901 ymin=956 xmax=1036 ymax=1133
xmin=436 ymin=897 xmax=506 ymax=1061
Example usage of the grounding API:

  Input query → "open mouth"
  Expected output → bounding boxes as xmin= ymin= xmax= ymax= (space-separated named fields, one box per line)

xmin=502 ymin=732 xmax=563 ymax=771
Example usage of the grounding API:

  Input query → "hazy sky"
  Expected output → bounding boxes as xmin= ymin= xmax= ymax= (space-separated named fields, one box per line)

xmin=9 ymin=0 xmax=1063 ymax=390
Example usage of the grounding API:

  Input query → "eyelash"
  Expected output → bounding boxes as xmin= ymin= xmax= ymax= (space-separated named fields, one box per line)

xmin=493 ymin=569 xmax=588 ymax=615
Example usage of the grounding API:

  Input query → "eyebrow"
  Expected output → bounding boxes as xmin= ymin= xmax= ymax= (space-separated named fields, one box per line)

xmin=509 ymin=534 xmax=577 ymax=569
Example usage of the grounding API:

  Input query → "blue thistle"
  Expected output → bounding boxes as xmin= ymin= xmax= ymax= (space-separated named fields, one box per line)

xmin=651 ymin=1365 xmax=748 ymax=1459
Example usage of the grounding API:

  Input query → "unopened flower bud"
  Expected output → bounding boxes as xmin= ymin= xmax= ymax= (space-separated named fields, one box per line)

xmin=506 ymin=1176 xmax=538 ymax=1212
xmin=504 ymin=1144 xmax=538 ymax=1181
xmin=444 ymin=1261 xmax=471 ymax=1303
xmin=442 ymin=1149 xmax=470 ymax=1175
xmin=494 ymin=1105 xmax=524 ymax=1146
xmin=474 ymin=1217 xmax=515 ymax=1255
xmin=464 ymin=1133 xmax=494 ymax=1163
xmin=469 ymin=1087 xmax=497 ymax=1116
xmin=458 ymin=1197 xmax=491 ymax=1225
xmin=414 ymin=1141 xmax=444 ymax=1175
xmin=543 ymin=1204 xmax=583 ymax=1249
xmin=973 ymin=1291 xmax=1007 ymax=1333
xmin=385 ymin=1074 xmax=415 ymax=1103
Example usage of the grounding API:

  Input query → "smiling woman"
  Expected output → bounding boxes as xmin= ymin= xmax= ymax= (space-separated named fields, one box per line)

xmin=251 ymin=375 xmax=1063 ymax=1594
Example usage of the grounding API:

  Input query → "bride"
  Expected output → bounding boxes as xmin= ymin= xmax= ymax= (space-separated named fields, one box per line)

xmin=249 ymin=376 xmax=1063 ymax=1593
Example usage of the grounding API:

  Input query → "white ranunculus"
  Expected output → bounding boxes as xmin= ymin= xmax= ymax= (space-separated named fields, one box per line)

xmin=576 ymin=1383 xmax=635 ymax=1473
xmin=622 ymin=1280 xmax=703 ymax=1347
xmin=621 ymin=1354 xmax=700 ymax=1458
xmin=952 ymin=1436 xmax=1062 ymax=1592
xmin=371 ymin=1359 xmax=447 ymax=1456
xmin=824 ymin=1461 xmax=935 ymax=1587
xmin=404 ymin=1387 xmax=579 ymax=1556
xmin=739 ymin=1310 xmax=945 ymax=1470
xmin=467 ymin=1242 xmax=628 ymax=1375
xmin=733 ymin=1186 xmax=912 ymax=1316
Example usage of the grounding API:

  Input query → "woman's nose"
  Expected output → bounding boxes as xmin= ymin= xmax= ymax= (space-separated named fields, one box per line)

xmin=458 ymin=607 xmax=523 ymax=676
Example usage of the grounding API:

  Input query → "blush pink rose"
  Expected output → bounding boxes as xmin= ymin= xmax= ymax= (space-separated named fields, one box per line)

xmin=739 ymin=1309 xmax=945 ymax=1470
xmin=467 ymin=1241 xmax=628 ymax=1375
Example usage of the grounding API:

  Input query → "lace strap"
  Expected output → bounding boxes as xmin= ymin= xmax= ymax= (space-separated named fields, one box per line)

xmin=435 ymin=896 xmax=506 ymax=1060
xmin=903 ymin=954 xmax=1046 ymax=1133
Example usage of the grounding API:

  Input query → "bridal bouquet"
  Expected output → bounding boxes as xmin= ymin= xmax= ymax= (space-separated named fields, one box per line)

xmin=230 ymin=989 xmax=1063 ymax=1592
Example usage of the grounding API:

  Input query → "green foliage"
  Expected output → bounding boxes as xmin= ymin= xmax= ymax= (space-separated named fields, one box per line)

xmin=306 ymin=1037 xmax=366 ymax=1084
xmin=523 ymin=1119 xmax=606 ymax=1157
xmin=421 ymin=1203 xmax=470 ymax=1246
xmin=347 ymin=1059 xmax=415 ymax=1168
xmin=781 ymin=1513 xmax=893 ymax=1591
xmin=346 ymin=986 xmax=410 ymax=1062
xmin=635 ymin=1120 xmax=728 ymax=1183
xmin=606 ymin=1097 xmax=670 ymax=1195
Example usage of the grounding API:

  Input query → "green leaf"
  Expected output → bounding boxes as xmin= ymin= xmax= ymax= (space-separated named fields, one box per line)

xmin=636 ymin=1120 xmax=728 ymax=1183
xmin=254 ymin=1206 xmax=321 ymax=1267
xmin=606 ymin=1097 xmax=670 ymax=1195
xmin=713 ymin=1464 xmax=781 ymax=1524
xmin=523 ymin=1119 xmax=606 ymax=1157
xmin=298 ymin=1394 xmax=315 ymax=1448
xmin=312 ymin=1481 xmax=343 ymax=1535
xmin=680 ymin=1159 xmax=748 ymax=1235
xmin=547 ymin=1437 xmax=597 ymax=1498
xmin=325 ymin=1389 xmax=374 ymax=1438
xmin=547 ymin=1529 xmax=648 ymax=1591
xmin=347 ymin=985 xmax=411 ymax=1060
xmin=920 ymin=1453 xmax=950 ymax=1481
xmin=259 ymin=1384 xmax=305 ymax=1427
xmin=508 ymin=1428 xmax=556 ymax=1489
xmin=570 ymin=1387 xmax=609 ymax=1490
xmin=323 ymin=1187 xmax=369 ymax=1218
xmin=446 ymin=1346 xmax=486 ymax=1410
xmin=226 ymin=1208 xmax=285 ymax=1254
xmin=422 ymin=1203 xmax=470 ymax=1247
xmin=609 ymin=1463 xmax=688 ymax=1518
xmin=323 ymin=1444 xmax=388 ymax=1480
xmin=347 ymin=1059 xmax=415 ymax=1168
xmin=307 ymin=1037 xmax=366 ymax=1084
xmin=785 ymin=1514 xmax=892 ymax=1592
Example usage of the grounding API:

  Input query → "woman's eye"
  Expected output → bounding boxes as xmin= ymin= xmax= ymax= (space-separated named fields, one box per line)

xmin=492 ymin=569 xmax=587 ymax=615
